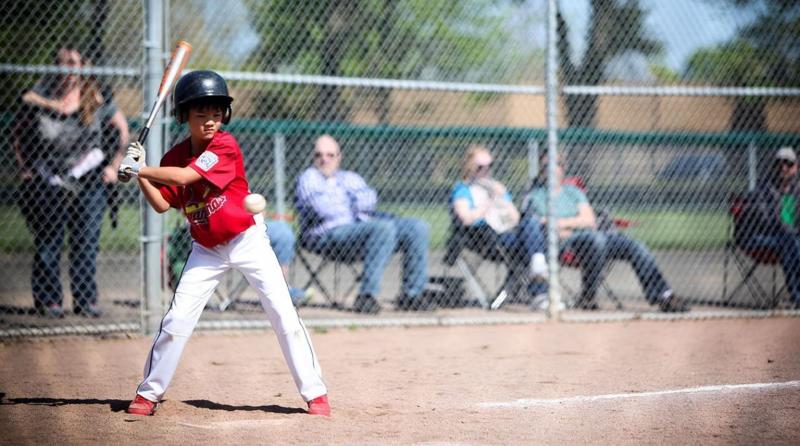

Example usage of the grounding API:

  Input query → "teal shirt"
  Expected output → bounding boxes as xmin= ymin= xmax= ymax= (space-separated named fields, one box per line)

xmin=451 ymin=181 xmax=513 ymax=226
xmin=527 ymin=185 xmax=588 ymax=219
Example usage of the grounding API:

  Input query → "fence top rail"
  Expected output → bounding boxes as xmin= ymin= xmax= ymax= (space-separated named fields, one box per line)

xmin=3 ymin=65 xmax=800 ymax=97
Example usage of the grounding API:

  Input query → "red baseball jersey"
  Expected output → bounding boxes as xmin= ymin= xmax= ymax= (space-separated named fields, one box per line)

xmin=158 ymin=130 xmax=254 ymax=248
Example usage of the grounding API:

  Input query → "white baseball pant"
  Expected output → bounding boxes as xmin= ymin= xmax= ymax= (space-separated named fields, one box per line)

xmin=136 ymin=217 xmax=327 ymax=402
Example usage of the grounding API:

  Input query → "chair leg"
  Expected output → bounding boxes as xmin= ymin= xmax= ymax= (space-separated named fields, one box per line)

xmin=296 ymin=251 xmax=339 ymax=308
xmin=455 ymin=257 xmax=489 ymax=309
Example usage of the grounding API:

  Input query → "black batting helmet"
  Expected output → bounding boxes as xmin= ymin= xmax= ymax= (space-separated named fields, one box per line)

xmin=173 ymin=70 xmax=233 ymax=124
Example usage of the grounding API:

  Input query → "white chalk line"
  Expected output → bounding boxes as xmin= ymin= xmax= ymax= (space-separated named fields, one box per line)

xmin=479 ymin=380 xmax=800 ymax=409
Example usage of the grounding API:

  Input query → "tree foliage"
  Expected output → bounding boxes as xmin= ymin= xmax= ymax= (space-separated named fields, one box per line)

xmin=686 ymin=0 xmax=800 ymax=130
xmin=557 ymin=0 xmax=663 ymax=128
xmin=244 ymin=0 xmax=517 ymax=122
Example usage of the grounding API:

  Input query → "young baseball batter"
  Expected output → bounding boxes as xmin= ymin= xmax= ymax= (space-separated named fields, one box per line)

xmin=120 ymin=70 xmax=329 ymax=417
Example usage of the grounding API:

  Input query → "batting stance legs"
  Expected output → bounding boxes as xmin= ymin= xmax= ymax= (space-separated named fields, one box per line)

xmin=135 ymin=220 xmax=327 ymax=403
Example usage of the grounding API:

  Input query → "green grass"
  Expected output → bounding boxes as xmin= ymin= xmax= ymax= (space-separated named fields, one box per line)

xmin=383 ymin=204 xmax=729 ymax=251
xmin=613 ymin=209 xmax=728 ymax=250
xmin=0 ymin=204 xmax=729 ymax=254
xmin=0 ymin=204 xmax=143 ymax=254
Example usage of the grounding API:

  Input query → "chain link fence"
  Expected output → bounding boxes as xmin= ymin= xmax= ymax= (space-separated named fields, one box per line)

xmin=1 ymin=0 xmax=799 ymax=337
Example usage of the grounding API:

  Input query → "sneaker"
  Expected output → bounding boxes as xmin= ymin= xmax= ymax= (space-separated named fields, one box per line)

xmin=530 ymin=252 xmax=548 ymax=280
xmin=289 ymin=287 xmax=314 ymax=307
xmin=659 ymin=292 xmax=690 ymax=313
xmin=395 ymin=294 xmax=436 ymax=312
xmin=574 ymin=298 xmax=599 ymax=311
xmin=352 ymin=294 xmax=381 ymax=314
xmin=38 ymin=303 xmax=64 ymax=318
xmin=307 ymin=394 xmax=330 ymax=416
xmin=73 ymin=304 xmax=103 ymax=318
xmin=530 ymin=294 xmax=566 ymax=312
xmin=529 ymin=293 xmax=549 ymax=311
xmin=126 ymin=395 xmax=158 ymax=416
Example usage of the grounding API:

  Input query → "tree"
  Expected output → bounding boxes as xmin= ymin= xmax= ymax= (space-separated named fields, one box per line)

xmin=688 ymin=0 xmax=800 ymax=131
xmin=557 ymin=0 xmax=662 ymax=127
xmin=244 ymin=0 xmax=517 ymax=122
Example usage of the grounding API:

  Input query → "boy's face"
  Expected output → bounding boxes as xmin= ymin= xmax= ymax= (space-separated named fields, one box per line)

xmin=187 ymin=104 xmax=224 ymax=142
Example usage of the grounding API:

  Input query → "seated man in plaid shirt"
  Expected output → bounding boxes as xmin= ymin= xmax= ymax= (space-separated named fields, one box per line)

xmin=294 ymin=134 xmax=434 ymax=314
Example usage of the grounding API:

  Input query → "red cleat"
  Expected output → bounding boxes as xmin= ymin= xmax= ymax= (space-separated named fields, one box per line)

xmin=126 ymin=394 xmax=158 ymax=416
xmin=307 ymin=394 xmax=331 ymax=416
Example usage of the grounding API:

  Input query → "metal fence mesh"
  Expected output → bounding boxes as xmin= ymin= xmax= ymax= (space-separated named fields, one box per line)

xmin=2 ymin=0 xmax=799 ymax=336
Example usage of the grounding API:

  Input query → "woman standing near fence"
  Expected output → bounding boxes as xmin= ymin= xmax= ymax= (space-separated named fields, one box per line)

xmin=11 ymin=44 xmax=129 ymax=318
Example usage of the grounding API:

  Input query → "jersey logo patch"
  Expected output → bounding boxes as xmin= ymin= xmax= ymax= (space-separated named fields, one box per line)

xmin=195 ymin=151 xmax=219 ymax=171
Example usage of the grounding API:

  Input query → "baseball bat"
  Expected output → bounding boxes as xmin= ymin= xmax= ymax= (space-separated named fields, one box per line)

xmin=119 ymin=40 xmax=192 ymax=182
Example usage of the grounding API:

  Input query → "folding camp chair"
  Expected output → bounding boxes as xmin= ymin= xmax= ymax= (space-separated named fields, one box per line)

xmin=721 ymin=194 xmax=785 ymax=308
xmin=294 ymin=244 xmax=362 ymax=309
xmin=442 ymin=219 xmax=528 ymax=310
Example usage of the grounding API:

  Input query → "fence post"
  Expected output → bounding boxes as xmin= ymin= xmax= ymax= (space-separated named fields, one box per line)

xmin=545 ymin=0 xmax=562 ymax=319
xmin=527 ymin=138 xmax=540 ymax=183
xmin=142 ymin=0 xmax=166 ymax=335
xmin=273 ymin=133 xmax=287 ymax=217
xmin=748 ymin=140 xmax=758 ymax=191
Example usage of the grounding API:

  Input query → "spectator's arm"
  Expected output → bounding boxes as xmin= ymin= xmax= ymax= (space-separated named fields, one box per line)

xmin=555 ymin=202 xmax=596 ymax=235
xmin=21 ymin=90 xmax=60 ymax=112
xmin=11 ymin=116 xmax=31 ymax=179
xmin=103 ymin=110 xmax=130 ymax=183
xmin=453 ymin=197 xmax=490 ymax=226
xmin=342 ymin=171 xmax=377 ymax=213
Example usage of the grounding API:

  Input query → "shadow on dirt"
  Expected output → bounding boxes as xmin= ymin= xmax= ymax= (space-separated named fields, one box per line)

xmin=0 ymin=393 xmax=129 ymax=412
xmin=183 ymin=399 xmax=306 ymax=414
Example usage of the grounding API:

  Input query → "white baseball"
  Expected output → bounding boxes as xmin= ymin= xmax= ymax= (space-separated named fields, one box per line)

xmin=243 ymin=193 xmax=266 ymax=214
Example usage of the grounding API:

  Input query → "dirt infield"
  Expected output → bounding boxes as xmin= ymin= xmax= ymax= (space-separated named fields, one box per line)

xmin=2 ymin=317 xmax=800 ymax=445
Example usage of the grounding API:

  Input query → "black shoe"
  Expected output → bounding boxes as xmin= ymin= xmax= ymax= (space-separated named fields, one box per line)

xmin=352 ymin=294 xmax=381 ymax=314
xmin=659 ymin=295 xmax=690 ymax=313
xmin=574 ymin=298 xmax=599 ymax=311
xmin=395 ymin=294 xmax=437 ymax=312
xmin=74 ymin=304 xmax=103 ymax=318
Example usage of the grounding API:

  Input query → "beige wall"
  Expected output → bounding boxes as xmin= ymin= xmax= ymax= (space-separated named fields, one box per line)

xmin=358 ymin=90 xmax=798 ymax=134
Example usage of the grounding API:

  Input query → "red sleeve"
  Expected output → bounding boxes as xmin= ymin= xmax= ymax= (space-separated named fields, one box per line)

xmin=188 ymin=132 xmax=238 ymax=190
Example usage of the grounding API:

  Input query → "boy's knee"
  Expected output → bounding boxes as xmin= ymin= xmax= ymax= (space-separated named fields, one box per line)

xmin=161 ymin=310 xmax=195 ymax=337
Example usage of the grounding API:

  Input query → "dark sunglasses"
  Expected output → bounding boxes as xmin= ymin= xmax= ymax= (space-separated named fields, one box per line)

xmin=313 ymin=152 xmax=338 ymax=159
xmin=475 ymin=162 xmax=493 ymax=171
xmin=779 ymin=159 xmax=796 ymax=167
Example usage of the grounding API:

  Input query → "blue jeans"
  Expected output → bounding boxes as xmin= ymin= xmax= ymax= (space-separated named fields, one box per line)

xmin=564 ymin=231 xmax=669 ymax=303
xmin=309 ymin=217 xmax=429 ymax=298
xmin=742 ymin=232 xmax=800 ymax=303
xmin=266 ymin=220 xmax=296 ymax=266
xmin=499 ymin=218 xmax=547 ymax=295
xmin=18 ymin=178 xmax=106 ymax=309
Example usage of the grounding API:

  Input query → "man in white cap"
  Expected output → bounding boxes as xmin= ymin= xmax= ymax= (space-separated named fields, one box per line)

xmin=739 ymin=146 xmax=800 ymax=307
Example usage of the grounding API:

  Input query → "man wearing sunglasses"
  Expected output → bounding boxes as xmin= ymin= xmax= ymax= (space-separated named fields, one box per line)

xmin=739 ymin=147 xmax=800 ymax=307
xmin=295 ymin=134 xmax=434 ymax=313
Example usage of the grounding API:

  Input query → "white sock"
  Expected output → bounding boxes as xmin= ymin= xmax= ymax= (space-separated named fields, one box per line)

xmin=530 ymin=252 xmax=547 ymax=278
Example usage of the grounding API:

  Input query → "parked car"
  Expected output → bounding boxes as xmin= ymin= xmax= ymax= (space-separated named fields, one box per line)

xmin=658 ymin=153 xmax=728 ymax=181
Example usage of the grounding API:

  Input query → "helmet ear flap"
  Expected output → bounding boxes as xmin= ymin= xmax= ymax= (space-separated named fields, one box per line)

xmin=222 ymin=105 xmax=232 ymax=124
